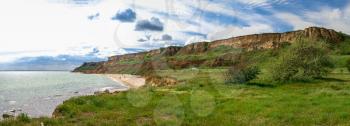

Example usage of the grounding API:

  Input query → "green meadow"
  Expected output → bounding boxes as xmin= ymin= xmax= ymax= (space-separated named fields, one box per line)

xmin=1 ymin=68 xmax=350 ymax=126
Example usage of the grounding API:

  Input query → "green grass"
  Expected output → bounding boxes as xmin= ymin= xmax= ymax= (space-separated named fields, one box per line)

xmin=117 ymin=59 xmax=143 ymax=65
xmin=74 ymin=66 xmax=97 ymax=71
xmin=167 ymin=46 xmax=241 ymax=62
xmin=331 ymin=55 xmax=350 ymax=68
xmin=2 ymin=68 xmax=350 ymax=126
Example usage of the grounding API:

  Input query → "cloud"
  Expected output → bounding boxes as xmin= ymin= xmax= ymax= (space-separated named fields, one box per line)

xmin=3 ymin=0 xmax=350 ymax=66
xmin=137 ymin=35 xmax=152 ymax=42
xmin=234 ymin=0 xmax=290 ymax=8
xmin=135 ymin=17 xmax=164 ymax=31
xmin=69 ymin=0 xmax=101 ymax=5
xmin=138 ymin=38 xmax=148 ymax=42
xmin=87 ymin=48 xmax=100 ymax=56
xmin=150 ymin=34 xmax=173 ymax=41
xmin=161 ymin=34 xmax=172 ymax=41
xmin=303 ymin=5 xmax=350 ymax=33
xmin=207 ymin=23 xmax=273 ymax=40
xmin=111 ymin=8 xmax=136 ymax=22
xmin=0 ymin=45 xmax=128 ymax=70
xmin=138 ymin=34 xmax=173 ymax=42
xmin=0 ymin=55 xmax=105 ymax=71
xmin=182 ymin=31 xmax=207 ymax=38
xmin=88 ymin=13 xmax=100 ymax=20
xmin=274 ymin=12 xmax=315 ymax=30
xmin=49 ymin=0 xmax=103 ymax=6
xmin=123 ymin=48 xmax=147 ymax=53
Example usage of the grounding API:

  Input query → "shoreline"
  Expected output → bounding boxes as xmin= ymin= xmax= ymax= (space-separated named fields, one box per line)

xmin=0 ymin=73 xmax=145 ymax=120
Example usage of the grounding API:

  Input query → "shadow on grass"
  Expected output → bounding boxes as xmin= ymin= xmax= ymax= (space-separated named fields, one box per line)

xmin=316 ymin=77 xmax=347 ymax=82
xmin=245 ymin=82 xmax=276 ymax=88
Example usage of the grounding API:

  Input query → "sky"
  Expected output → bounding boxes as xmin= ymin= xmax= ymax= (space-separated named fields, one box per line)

xmin=0 ymin=0 xmax=350 ymax=68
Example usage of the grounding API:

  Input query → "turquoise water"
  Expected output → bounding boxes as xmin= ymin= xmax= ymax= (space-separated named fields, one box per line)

xmin=0 ymin=71 xmax=127 ymax=118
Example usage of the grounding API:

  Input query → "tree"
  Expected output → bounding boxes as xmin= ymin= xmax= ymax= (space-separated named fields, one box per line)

xmin=225 ymin=56 xmax=260 ymax=84
xmin=271 ymin=38 xmax=333 ymax=82
xmin=346 ymin=59 xmax=350 ymax=72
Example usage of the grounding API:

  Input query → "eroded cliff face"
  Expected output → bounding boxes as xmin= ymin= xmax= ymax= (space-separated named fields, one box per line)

xmin=110 ymin=27 xmax=342 ymax=62
xmin=74 ymin=27 xmax=343 ymax=74
xmin=210 ymin=27 xmax=342 ymax=51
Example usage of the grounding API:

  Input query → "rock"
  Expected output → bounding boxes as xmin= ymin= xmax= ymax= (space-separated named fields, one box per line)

xmin=178 ymin=42 xmax=209 ymax=54
xmin=145 ymin=75 xmax=178 ymax=87
xmin=9 ymin=109 xmax=16 ymax=113
xmin=2 ymin=113 xmax=14 ymax=119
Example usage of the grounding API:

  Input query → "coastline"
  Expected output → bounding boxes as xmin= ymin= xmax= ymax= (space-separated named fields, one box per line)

xmin=0 ymin=71 xmax=127 ymax=119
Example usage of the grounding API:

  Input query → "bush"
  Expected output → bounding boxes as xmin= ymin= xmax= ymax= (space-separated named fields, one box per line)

xmin=346 ymin=59 xmax=350 ymax=72
xmin=270 ymin=38 xmax=333 ymax=82
xmin=17 ymin=113 xmax=31 ymax=123
xmin=225 ymin=62 xmax=260 ymax=84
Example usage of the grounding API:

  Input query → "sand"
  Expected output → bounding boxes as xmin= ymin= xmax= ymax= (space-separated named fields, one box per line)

xmin=106 ymin=74 xmax=146 ymax=89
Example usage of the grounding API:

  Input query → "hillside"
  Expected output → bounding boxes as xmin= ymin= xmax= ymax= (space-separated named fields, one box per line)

xmin=74 ymin=27 xmax=344 ymax=74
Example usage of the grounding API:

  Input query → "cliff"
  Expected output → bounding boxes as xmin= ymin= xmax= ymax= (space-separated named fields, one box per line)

xmin=74 ymin=27 xmax=344 ymax=74
xmin=109 ymin=27 xmax=342 ymax=62
xmin=210 ymin=27 xmax=342 ymax=50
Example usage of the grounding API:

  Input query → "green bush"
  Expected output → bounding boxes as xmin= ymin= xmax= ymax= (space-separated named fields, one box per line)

xmin=17 ymin=113 xmax=31 ymax=123
xmin=270 ymin=38 xmax=333 ymax=82
xmin=225 ymin=63 xmax=260 ymax=84
xmin=346 ymin=59 xmax=350 ymax=72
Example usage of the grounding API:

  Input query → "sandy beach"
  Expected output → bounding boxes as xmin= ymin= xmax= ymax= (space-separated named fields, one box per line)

xmin=106 ymin=74 xmax=146 ymax=89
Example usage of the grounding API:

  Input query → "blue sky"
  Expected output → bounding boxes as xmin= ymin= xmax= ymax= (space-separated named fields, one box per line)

xmin=0 ymin=0 xmax=349 ymax=69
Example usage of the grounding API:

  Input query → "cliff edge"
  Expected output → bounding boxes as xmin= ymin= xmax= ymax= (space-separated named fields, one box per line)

xmin=74 ymin=27 xmax=344 ymax=74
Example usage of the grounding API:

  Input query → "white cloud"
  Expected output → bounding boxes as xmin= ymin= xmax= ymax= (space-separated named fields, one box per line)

xmin=207 ymin=23 xmax=273 ymax=40
xmin=304 ymin=5 xmax=350 ymax=33
xmin=274 ymin=12 xmax=315 ymax=30
xmin=235 ymin=0 xmax=289 ymax=8
xmin=0 ymin=0 xmax=128 ymax=62
xmin=1 ymin=0 xmax=349 ymax=64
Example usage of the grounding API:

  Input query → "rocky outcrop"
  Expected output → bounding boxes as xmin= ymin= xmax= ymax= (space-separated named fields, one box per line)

xmin=177 ymin=42 xmax=210 ymax=54
xmin=145 ymin=75 xmax=178 ymax=87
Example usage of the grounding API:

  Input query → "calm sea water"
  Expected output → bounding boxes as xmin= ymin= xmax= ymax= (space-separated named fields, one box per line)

xmin=0 ymin=71 xmax=127 ymax=118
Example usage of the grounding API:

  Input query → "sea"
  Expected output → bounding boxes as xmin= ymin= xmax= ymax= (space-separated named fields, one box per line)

xmin=0 ymin=71 xmax=127 ymax=118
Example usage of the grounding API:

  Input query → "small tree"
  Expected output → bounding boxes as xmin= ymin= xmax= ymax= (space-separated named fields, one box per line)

xmin=346 ymin=59 xmax=350 ymax=72
xmin=271 ymin=38 xmax=333 ymax=82
xmin=17 ymin=113 xmax=31 ymax=123
xmin=225 ymin=56 xmax=260 ymax=84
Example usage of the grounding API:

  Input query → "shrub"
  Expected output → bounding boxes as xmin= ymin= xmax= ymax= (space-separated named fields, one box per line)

xmin=270 ymin=38 xmax=333 ymax=82
xmin=225 ymin=62 xmax=260 ymax=84
xmin=17 ymin=113 xmax=31 ymax=123
xmin=346 ymin=59 xmax=350 ymax=72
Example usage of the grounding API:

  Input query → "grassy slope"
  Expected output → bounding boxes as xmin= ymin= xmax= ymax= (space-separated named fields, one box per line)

xmin=2 ymin=36 xmax=350 ymax=126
